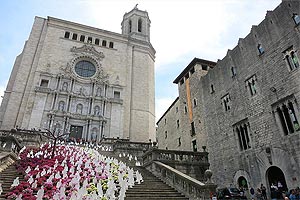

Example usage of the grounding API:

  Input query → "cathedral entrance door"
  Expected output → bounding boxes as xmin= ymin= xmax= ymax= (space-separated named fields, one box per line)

xmin=69 ymin=125 xmax=83 ymax=141
xmin=266 ymin=166 xmax=287 ymax=193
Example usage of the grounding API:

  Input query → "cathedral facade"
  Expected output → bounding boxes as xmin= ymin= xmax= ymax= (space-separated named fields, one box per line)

xmin=0 ymin=7 xmax=155 ymax=143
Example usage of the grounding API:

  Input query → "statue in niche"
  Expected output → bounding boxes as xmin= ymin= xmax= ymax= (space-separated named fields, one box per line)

xmin=96 ymin=87 xmax=101 ymax=96
xmin=76 ymin=104 xmax=83 ymax=114
xmin=94 ymin=106 xmax=101 ymax=116
xmin=58 ymin=101 xmax=65 ymax=111
xmin=79 ymin=87 xmax=85 ymax=96
xmin=91 ymin=128 xmax=98 ymax=141
xmin=62 ymin=82 xmax=68 ymax=92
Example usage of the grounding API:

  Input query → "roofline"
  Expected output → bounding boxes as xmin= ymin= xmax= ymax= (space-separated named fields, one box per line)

xmin=173 ymin=58 xmax=216 ymax=84
xmin=47 ymin=16 xmax=124 ymax=39
xmin=156 ymin=97 xmax=179 ymax=125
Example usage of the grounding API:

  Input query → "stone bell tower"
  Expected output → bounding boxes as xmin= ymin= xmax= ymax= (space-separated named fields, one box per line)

xmin=121 ymin=4 xmax=151 ymax=42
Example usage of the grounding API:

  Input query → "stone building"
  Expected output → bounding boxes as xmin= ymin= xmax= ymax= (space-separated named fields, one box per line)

xmin=0 ymin=6 xmax=156 ymax=143
xmin=157 ymin=58 xmax=216 ymax=152
xmin=157 ymin=0 xmax=300 ymax=193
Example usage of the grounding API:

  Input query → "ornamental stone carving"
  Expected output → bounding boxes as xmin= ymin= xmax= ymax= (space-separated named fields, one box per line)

xmin=70 ymin=44 xmax=105 ymax=61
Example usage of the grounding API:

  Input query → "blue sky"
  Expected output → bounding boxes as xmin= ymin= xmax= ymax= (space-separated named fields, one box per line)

xmin=0 ymin=0 xmax=281 ymax=122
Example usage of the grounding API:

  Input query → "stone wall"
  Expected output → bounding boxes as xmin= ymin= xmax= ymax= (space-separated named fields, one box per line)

xmin=157 ymin=0 xmax=300 ymax=192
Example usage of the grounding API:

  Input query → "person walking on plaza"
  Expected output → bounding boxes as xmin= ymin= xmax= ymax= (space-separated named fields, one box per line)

xmin=261 ymin=183 xmax=267 ymax=200
xmin=250 ymin=187 xmax=255 ymax=200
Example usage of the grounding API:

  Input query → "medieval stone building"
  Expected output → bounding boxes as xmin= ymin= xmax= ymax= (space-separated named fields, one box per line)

xmin=0 ymin=7 xmax=155 ymax=143
xmin=157 ymin=0 xmax=300 ymax=192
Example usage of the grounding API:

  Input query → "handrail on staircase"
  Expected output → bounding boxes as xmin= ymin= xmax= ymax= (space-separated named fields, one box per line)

xmin=0 ymin=135 xmax=22 ymax=155
xmin=0 ymin=152 xmax=18 ymax=173
xmin=147 ymin=161 xmax=216 ymax=200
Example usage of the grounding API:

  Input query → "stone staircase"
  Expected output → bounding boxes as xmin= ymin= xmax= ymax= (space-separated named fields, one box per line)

xmin=0 ymin=150 xmax=189 ymax=200
xmin=98 ymin=150 xmax=188 ymax=200
xmin=0 ymin=162 xmax=25 ymax=199
xmin=125 ymin=166 xmax=188 ymax=200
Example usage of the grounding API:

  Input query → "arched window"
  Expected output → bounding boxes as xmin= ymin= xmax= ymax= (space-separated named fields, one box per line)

xmin=102 ymin=40 xmax=107 ymax=47
xmin=94 ymin=105 xmax=100 ymax=116
xmin=138 ymin=18 xmax=142 ymax=32
xmin=109 ymin=42 xmax=114 ymax=48
xmin=237 ymin=176 xmax=248 ymax=189
xmin=58 ymin=101 xmax=65 ymax=111
xmin=129 ymin=20 xmax=132 ymax=33
xmin=95 ymin=38 xmax=100 ymax=45
xmin=64 ymin=31 xmax=70 ymax=39
xmin=80 ymin=35 xmax=85 ymax=42
xmin=76 ymin=104 xmax=83 ymax=114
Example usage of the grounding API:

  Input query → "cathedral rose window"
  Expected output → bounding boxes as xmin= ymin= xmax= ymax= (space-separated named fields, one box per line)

xmin=74 ymin=60 xmax=96 ymax=77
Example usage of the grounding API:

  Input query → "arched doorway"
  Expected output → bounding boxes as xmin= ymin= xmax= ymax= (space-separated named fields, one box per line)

xmin=237 ymin=176 xmax=248 ymax=190
xmin=266 ymin=166 xmax=288 ymax=193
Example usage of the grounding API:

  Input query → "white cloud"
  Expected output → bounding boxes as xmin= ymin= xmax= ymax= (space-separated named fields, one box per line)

xmin=0 ymin=0 xmax=282 ymax=124
xmin=83 ymin=0 xmax=281 ymax=121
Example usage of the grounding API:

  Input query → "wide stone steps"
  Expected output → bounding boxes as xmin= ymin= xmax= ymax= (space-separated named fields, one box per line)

xmin=96 ymin=150 xmax=189 ymax=200
xmin=125 ymin=166 xmax=188 ymax=200
xmin=0 ymin=162 xmax=25 ymax=199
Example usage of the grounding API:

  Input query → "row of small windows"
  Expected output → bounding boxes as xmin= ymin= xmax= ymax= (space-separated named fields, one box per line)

xmin=64 ymin=31 xmax=114 ymax=48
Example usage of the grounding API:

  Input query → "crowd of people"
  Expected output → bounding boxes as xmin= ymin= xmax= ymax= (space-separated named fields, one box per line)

xmin=248 ymin=182 xmax=300 ymax=200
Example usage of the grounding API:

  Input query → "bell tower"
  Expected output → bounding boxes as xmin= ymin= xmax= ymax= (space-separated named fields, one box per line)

xmin=121 ymin=4 xmax=151 ymax=42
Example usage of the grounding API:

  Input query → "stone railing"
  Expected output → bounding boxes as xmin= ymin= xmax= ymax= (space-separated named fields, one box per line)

xmin=0 ymin=135 xmax=22 ymax=154
xmin=143 ymin=148 xmax=209 ymax=165
xmin=113 ymin=140 xmax=152 ymax=152
xmin=113 ymin=140 xmax=152 ymax=162
xmin=0 ymin=129 xmax=48 ymax=146
xmin=0 ymin=152 xmax=18 ymax=173
xmin=147 ymin=161 xmax=216 ymax=200
xmin=142 ymin=148 xmax=209 ymax=181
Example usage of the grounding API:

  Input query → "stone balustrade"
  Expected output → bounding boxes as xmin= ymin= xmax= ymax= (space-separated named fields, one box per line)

xmin=143 ymin=148 xmax=209 ymax=181
xmin=147 ymin=161 xmax=216 ymax=200
xmin=112 ymin=140 xmax=152 ymax=162
xmin=0 ymin=152 xmax=18 ymax=173
xmin=0 ymin=129 xmax=48 ymax=146
xmin=143 ymin=148 xmax=209 ymax=165
xmin=0 ymin=134 xmax=22 ymax=154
